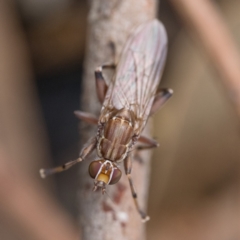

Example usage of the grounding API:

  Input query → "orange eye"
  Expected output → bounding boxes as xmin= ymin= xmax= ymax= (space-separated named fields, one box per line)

xmin=89 ymin=161 xmax=102 ymax=178
xmin=109 ymin=167 xmax=122 ymax=185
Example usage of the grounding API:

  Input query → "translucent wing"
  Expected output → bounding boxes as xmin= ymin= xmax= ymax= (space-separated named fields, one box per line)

xmin=102 ymin=19 xmax=168 ymax=130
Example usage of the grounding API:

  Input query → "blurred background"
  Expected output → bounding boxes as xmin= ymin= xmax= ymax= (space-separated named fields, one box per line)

xmin=0 ymin=0 xmax=240 ymax=239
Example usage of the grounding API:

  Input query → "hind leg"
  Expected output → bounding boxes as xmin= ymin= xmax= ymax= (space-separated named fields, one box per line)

xmin=95 ymin=64 xmax=116 ymax=104
xmin=150 ymin=88 xmax=173 ymax=116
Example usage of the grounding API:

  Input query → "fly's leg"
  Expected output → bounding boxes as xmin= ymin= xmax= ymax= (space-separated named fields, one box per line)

xmin=137 ymin=135 xmax=159 ymax=150
xmin=133 ymin=135 xmax=159 ymax=164
xmin=40 ymin=137 xmax=97 ymax=178
xmin=74 ymin=110 xmax=98 ymax=125
xmin=150 ymin=88 xmax=173 ymax=116
xmin=95 ymin=63 xmax=116 ymax=104
xmin=136 ymin=88 xmax=173 ymax=149
xmin=124 ymin=155 xmax=150 ymax=222
xmin=75 ymin=64 xmax=117 ymax=123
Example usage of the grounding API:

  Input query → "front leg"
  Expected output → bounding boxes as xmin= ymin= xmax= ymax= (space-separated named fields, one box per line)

xmin=124 ymin=155 xmax=150 ymax=222
xmin=40 ymin=137 xmax=97 ymax=178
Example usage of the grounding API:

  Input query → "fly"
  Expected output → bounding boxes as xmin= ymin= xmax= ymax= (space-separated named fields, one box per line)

xmin=40 ymin=19 xmax=173 ymax=222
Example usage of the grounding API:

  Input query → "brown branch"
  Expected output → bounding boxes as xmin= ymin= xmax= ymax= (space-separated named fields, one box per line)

xmin=169 ymin=0 xmax=240 ymax=119
xmin=77 ymin=0 xmax=158 ymax=239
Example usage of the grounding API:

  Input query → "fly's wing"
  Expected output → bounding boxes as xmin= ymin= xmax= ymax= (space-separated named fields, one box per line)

xmin=102 ymin=19 xmax=168 ymax=130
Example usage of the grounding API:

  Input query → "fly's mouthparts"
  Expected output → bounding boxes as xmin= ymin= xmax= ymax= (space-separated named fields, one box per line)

xmin=92 ymin=185 xmax=98 ymax=192
xmin=92 ymin=181 xmax=107 ymax=194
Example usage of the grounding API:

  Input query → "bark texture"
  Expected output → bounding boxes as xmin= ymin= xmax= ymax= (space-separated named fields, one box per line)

xmin=78 ymin=0 xmax=158 ymax=239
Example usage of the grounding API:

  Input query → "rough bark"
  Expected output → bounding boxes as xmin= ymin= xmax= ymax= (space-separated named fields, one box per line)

xmin=78 ymin=0 xmax=158 ymax=239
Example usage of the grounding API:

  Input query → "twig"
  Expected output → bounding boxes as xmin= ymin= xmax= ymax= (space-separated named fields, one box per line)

xmin=78 ymin=0 xmax=158 ymax=239
xmin=169 ymin=0 xmax=240 ymax=119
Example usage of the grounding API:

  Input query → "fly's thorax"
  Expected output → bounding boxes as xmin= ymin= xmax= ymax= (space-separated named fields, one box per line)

xmin=113 ymin=108 xmax=136 ymax=123
xmin=89 ymin=160 xmax=122 ymax=193
xmin=97 ymin=108 xmax=135 ymax=162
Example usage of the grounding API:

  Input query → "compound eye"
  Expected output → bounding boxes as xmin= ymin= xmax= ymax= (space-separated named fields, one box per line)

xmin=89 ymin=161 xmax=102 ymax=178
xmin=109 ymin=167 xmax=122 ymax=185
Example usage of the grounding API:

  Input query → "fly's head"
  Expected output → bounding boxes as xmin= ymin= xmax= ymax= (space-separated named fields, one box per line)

xmin=88 ymin=160 xmax=122 ymax=194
